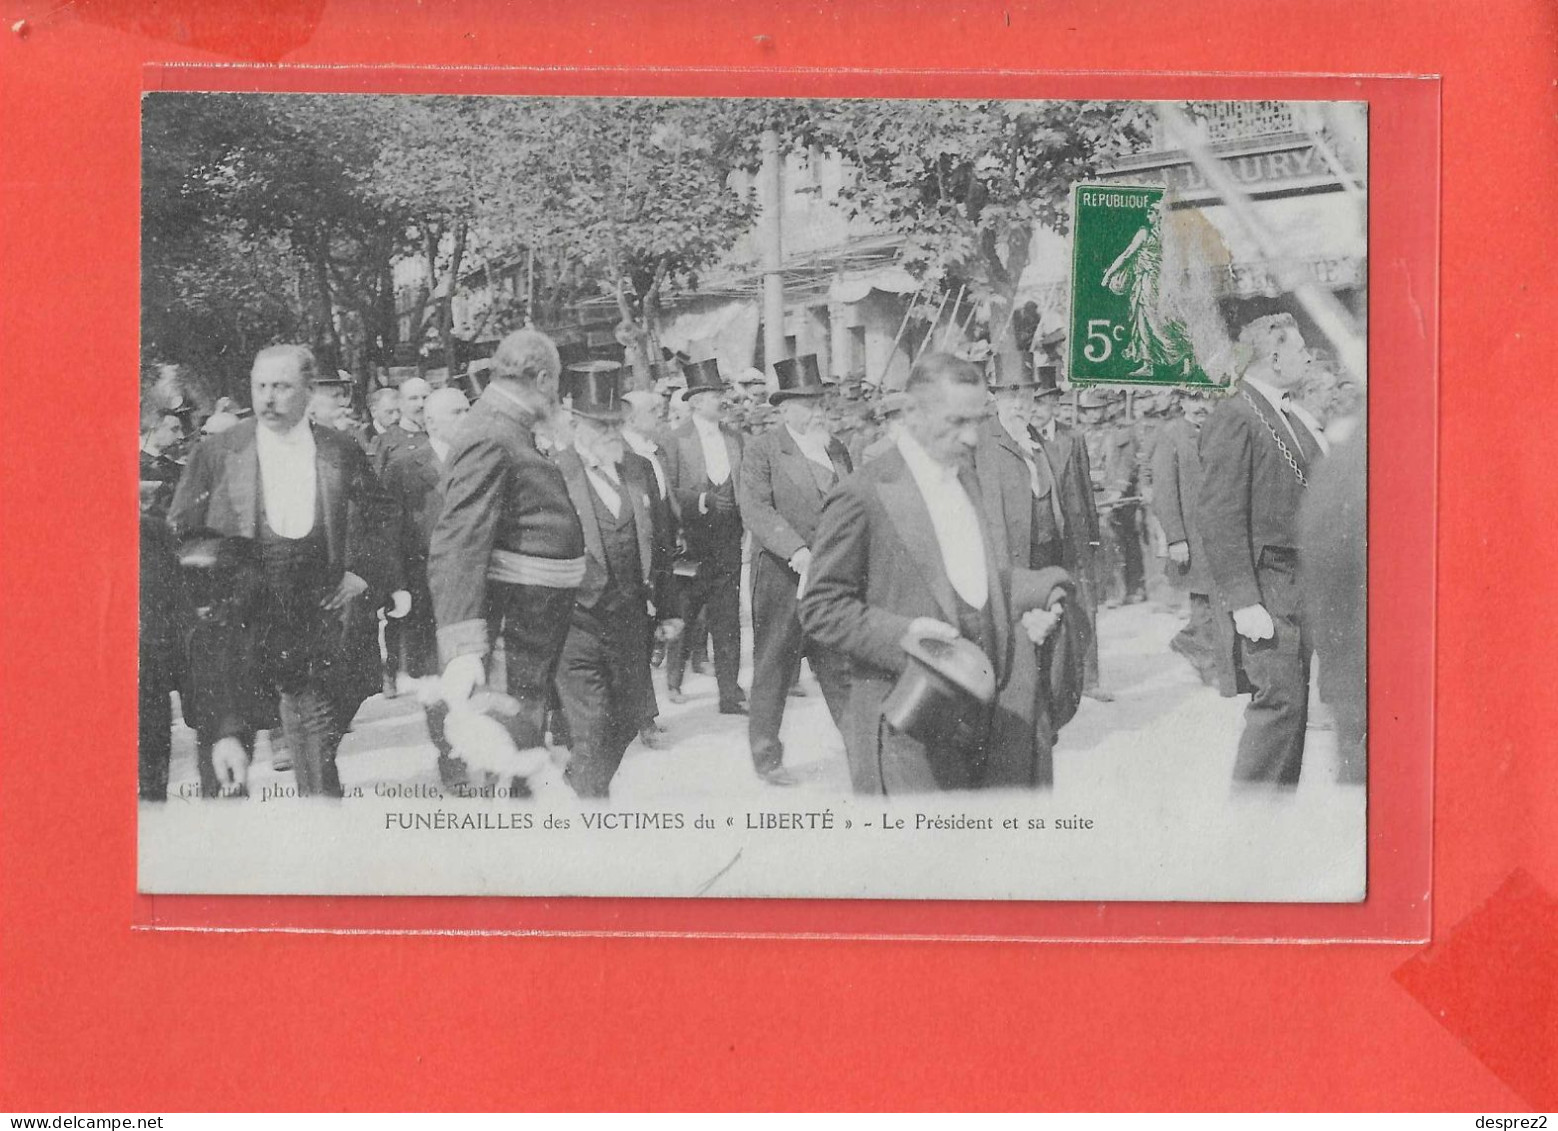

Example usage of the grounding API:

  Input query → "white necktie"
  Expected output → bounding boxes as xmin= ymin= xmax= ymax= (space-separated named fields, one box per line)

xmin=698 ymin=423 xmax=730 ymax=485
xmin=582 ymin=460 xmax=622 ymax=518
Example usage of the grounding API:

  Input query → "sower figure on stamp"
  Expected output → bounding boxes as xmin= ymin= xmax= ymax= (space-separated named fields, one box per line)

xmin=167 ymin=344 xmax=403 ymax=798
xmin=738 ymin=354 xmax=854 ymax=788
xmin=661 ymin=359 xmax=746 ymax=714
xmin=427 ymin=330 xmax=586 ymax=783
xmin=381 ymin=386 xmax=468 ymax=787
xmin=1198 ymin=313 xmax=1328 ymax=785
xmin=799 ymin=353 xmax=1070 ymax=795
xmin=551 ymin=364 xmax=680 ymax=798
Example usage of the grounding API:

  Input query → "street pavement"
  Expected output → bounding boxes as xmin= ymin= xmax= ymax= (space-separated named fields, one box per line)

xmin=166 ymin=597 xmax=1352 ymax=803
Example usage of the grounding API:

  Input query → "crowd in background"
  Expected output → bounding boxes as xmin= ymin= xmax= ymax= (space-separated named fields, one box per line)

xmin=139 ymin=321 xmax=1366 ymax=803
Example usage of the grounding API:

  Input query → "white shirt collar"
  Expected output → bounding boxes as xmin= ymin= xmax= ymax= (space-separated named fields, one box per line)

xmin=258 ymin=417 xmax=314 ymax=447
xmin=1241 ymin=374 xmax=1293 ymax=411
xmin=429 ymin=436 xmax=451 ymax=463
xmin=896 ymin=428 xmax=960 ymax=486
xmin=574 ymin=440 xmax=620 ymax=480
xmin=622 ymin=427 xmax=656 ymax=455
xmin=999 ymin=414 xmax=1033 ymax=450
xmin=399 ymin=419 xmax=423 ymax=434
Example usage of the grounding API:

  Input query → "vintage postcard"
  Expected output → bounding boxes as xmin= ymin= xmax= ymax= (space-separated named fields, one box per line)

xmin=137 ymin=93 xmax=1368 ymax=900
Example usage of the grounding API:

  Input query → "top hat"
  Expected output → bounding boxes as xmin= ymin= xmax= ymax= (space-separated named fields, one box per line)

xmin=880 ymin=626 xmax=997 ymax=755
xmin=564 ymin=359 xmax=625 ymax=421
xmin=1032 ymin=361 xmax=1063 ymax=397
xmin=680 ymin=358 xmax=725 ymax=401
xmin=769 ymin=354 xmax=827 ymax=404
xmin=987 ymin=353 xmax=1035 ymax=391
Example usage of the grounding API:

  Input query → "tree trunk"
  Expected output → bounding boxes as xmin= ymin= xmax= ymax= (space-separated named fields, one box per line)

xmin=307 ymin=228 xmax=342 ymax=374
xmin=439 ymin=220 xmax=468 ymax=379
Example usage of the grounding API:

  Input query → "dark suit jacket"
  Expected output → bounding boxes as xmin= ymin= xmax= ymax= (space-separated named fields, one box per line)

xmin=738 ymin=424 xmax=852 ymax=564
xmin=661 ymin=417 xmax=744 ymax=567
xmin=166 ymin=418 xmax=395 ymax=730
xmin=553 ymin=447 xmax=669 ymax=617
xmin=374 ymin=422 xmax=431 ymax=475
xmin=1198 ymin=386 xmax=1317 ymax=694
xmin=626 ymin=439 xmax=679 ymax=579
xmin=1150 ymin=417 xmax=1211 ymax=594
xmin=798 ymin=446 xmax=1057 ymax=792
xmin=167 ymin=419 xmax=394 ymax=594
xmin=974 ymin=419 xmax=1065 ymax=572
xmin=427 ymin=386 xmax=586 ymax=663
xmin=1036 ymin=421 xmax=1099 ymax=570
xmin=1197 ymin=388 xmax=1312 ymax=612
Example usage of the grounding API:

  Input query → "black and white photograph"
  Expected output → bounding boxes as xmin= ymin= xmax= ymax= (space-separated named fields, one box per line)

xmin=137 ymin=93 xmax=1369 ymax=900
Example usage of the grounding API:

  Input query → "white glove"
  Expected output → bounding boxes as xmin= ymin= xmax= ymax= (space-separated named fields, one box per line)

xmin=440 ymin=654 xmax=487 ymax=707
xmin=386 ymin=590 xmax=412 ymax=619
xmin=1232 ymin=604 xmax=1276 ymax=642
xmin=1022 ymin=605 xmax=1063 ymax=645
xmin=211 ymin=737 xmax=250 ymax=796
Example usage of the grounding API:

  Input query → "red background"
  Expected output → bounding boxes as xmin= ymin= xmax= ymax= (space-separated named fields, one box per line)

xmin=0 ymin=0 xmax=1552 ymax=1111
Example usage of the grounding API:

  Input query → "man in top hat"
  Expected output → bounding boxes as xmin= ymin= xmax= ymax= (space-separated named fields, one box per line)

xmin=1198 ymin=312 xmax=1326 ymax=784
xmin=167 ymin=344 xmax=403 ymax=797
xmin=798 ymin=353 xmax=1068 ymax=794
xmin=549 ymin=364 xmax=680 ymax=797
xmin=660 ymin=358 xmax=746 ymax=713
xmin=428 ymin=329 xmax=586 ymax=770
xmin=1151 ymin=391 xmax=1217 ymax=684
xmin=1029 ymin=368 xmax=1104 ymax=700
xmin=381 ymin=386 xmax=469 ymax=785
xmin=737 ymin=354 xmax=854 ymax=786
xmin=974 ymin=357 xmax=1066 ymax=574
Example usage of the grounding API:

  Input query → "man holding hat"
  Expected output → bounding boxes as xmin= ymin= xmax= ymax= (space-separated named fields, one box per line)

xmin=551 ymin=362 xmax=680 ymax=797
xmin=799 ymin=352 xmax=1068 ymax=794
xmin=738 ymin=354 xmax=854 ymax=786
xmin=661 ymin=359 xmax=746 ymax=713
xmin=167 ymin=344 xmax=403 ymax=797
xmin=428 ymin=329 xmax=586 ymax=772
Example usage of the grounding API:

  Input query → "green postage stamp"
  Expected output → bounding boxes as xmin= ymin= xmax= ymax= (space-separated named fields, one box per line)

xmin=1069 ymin=183 xmax=1226 ymax=389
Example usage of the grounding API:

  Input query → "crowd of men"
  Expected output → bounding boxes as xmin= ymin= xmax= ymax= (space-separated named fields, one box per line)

xmin=139 ymin=312 xmax=1365 ymax=803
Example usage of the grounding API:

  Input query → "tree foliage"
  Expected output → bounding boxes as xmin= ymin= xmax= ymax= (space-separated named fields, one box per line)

xmin=793 ymin=99 xmax=1148 ymax=358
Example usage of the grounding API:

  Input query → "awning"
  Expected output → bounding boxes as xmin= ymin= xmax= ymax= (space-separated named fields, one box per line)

xmin=828 ymin=264 xmax=920 ymax=304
